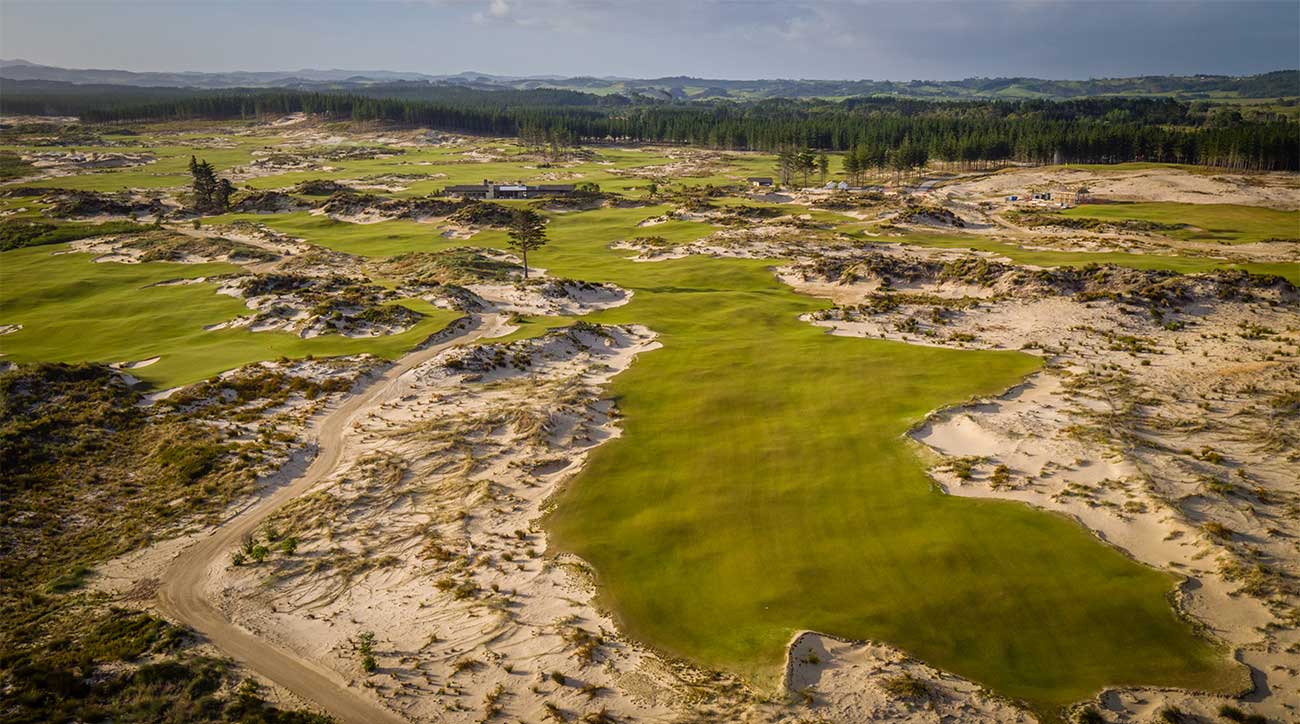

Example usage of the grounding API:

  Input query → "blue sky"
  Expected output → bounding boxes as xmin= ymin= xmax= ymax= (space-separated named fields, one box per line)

xmin=2 ymin=0 xmax=1297 ymax=80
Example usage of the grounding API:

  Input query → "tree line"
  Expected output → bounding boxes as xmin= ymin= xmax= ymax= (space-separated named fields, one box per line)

xmin=31 ymin=89 xmax=1300 ymax=171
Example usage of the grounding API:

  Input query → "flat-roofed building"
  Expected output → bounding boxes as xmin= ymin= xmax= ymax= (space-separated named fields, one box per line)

xmin=444 ymin=180 xmax=577 ymax=199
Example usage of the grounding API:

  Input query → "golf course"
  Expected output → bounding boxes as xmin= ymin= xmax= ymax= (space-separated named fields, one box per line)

xmin=2 ymin=131 xmax=1282 ymax=722
xmin=4 ymin=4 xmax=1299 ymax=719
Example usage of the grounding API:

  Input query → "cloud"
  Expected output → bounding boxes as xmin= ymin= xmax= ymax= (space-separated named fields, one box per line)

xmin=472 ymin=0 xmax=511 ymax=24
xmin=468 ymin=0 xmax=600 ymax=31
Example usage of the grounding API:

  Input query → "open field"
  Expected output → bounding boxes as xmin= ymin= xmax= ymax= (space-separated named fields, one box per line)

xmin=3 ymin=117 xmax=1296 ymax=723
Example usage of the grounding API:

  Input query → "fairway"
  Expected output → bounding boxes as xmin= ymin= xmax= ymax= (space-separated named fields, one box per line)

xmin=1060 ymin=202 xmax=1300 ymax=244
xmin=0 ymin=245 xmax=462 ymax=388
xmin=507 ymin=209 xmax=1241 ymax=717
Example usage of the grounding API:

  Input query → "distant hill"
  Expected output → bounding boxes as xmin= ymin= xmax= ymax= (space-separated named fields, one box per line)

xmin=0 ymin=60 xmax=444 ymax=88
xmin=1 ymin=60 xmax=1296 ymax=100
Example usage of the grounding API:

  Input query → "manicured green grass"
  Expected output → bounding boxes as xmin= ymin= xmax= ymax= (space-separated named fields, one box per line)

xmin=485 ymin=314 xmax=577 ymax=343
xmin=212 ymin=212 xmax=490 ymax=258
xmin=4 ymin=141 xmax=271 ymax=192
xmin=1059 ymin=202 xmax=1300 ymax=244
xmin=217 ymin=204 xmax=715 ymax=259
xmin=889 ymin=232 xmax=1300 ymax=283
xmin=518 ymin=208 xmax=1241 ymax=719
xmin=0 ymin=245 xmax=460 ymax=388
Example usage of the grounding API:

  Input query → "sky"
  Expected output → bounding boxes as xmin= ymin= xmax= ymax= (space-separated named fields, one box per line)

xmin=1 ymin=0 xmax=1297 ymax=81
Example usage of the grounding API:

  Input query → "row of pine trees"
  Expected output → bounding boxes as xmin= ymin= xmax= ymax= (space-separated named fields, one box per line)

xmin=73 ymin=91 xmax=1300 ymax=171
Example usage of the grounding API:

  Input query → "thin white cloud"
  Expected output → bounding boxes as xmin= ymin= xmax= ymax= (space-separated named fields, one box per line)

xmin=471 ymin=0 xmax=512 ymax=24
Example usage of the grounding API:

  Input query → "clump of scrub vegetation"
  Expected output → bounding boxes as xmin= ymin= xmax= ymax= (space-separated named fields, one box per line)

xmin=1075 ymin=705 xmax=1105 ymax=724
xmin=948 ymin=456 xmax=983 ymax=480
xmin=0 ymin=360 xmax=357 ymax=723
xmin=0 ymin=150 xmax=36 ymax=180
xmin=2 ymin=363 xmax=244 ymax=586
xmin=560 ymin=624 xmax=605 ymax=667
xmin=318 ymin=191 xmax=463 ymax=219
xmin=1005 ymin=209 xmax=1186 ymax=234
xmin=42 ymin=189 xmax=168 ymax=218
xmin=1 ymin=604 xmax=328 ymax=722
xmin=897 ymin=202 xmax=966 ymax=227
xmin=374 ymin=246 xmax=517 ymax=287
xmin=1218 ymin=703 xmax=1268 ymax=723
xmin=236 ymin=272 xmax=425 ymax=336
xmin=293 ymin=179 xmax=355 ymax=195
xmin=0 ymin=218 xmax=151 ymax=251
xmin=1155 ymin=705 xmax=1188 ymax=724
xmin=119 ymin=230 xmax=280 ymax=263
xmin=811 ymin=191 xmax=884 ymax=209
xmin=356 ymin=630 xmax=378 ymax=674
xmin=880 ymin=673 xmax=930 ymax=701
xmin=450 ymin=201 xmax=516 ymax=227
xmin=160 ymin=365 xmax=355 ymax=416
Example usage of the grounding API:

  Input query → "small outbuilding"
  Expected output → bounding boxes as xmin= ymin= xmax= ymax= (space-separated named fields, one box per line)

xmin=446 ymin=184 xmax=492 ymax=199
xmin=444 ymin=180 xmax=576 ymax=200
xmin=747 ymin=177 xmax=774 ymax=188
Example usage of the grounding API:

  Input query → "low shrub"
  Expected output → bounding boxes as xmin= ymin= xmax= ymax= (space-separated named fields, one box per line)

xmin=880 ymin=673 xmax=929 ymax=700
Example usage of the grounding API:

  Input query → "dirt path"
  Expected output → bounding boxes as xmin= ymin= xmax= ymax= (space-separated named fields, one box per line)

xmin=156 ymin=314 xmax=507 ymax=724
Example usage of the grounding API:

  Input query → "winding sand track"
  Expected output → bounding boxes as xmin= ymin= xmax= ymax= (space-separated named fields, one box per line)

xmin=157 ymin=314 xmax=504 ymax=724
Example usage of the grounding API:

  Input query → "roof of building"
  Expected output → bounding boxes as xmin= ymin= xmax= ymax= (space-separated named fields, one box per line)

xmin=747 ymin=176 xmax=773 ymax=183
xmin=445 ymin=181 xmax=575 ymax=193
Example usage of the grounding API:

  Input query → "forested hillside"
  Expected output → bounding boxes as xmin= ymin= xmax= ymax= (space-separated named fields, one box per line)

xmin=2 ymin=60 xmax=1296 ymax=100
xmin=3 ymin=82 xmax=1296 ymax=171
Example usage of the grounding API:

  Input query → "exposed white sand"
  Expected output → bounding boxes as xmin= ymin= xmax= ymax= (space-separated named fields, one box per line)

xmin=792 ymin=256 xmax=1300 ymax=722
xmin=203 ymin=324 xmax=696 ymax=722
xmin=784 ymin=632 xmax=1035 ymax=722
xmin=944 ymin=166 xmax=1300 ymax=210
xmin=109 ymin=356 xmax=161 ymax=370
